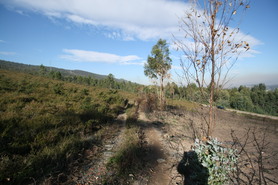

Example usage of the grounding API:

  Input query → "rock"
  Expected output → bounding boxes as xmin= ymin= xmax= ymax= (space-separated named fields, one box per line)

xmin=103 ymin=151 xmax=113 ymax=158
xmin=104 ymin=144 xmax=113 ymax=150
xmin=157 ymin=158 xmax=166 ymax=163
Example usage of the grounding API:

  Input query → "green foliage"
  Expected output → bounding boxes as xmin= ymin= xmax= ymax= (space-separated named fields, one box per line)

xmin=193 ymin=138 xmax=238 ymax=185
xmin=0 ymin=60 xmax=144 ymax=94
xmin=144 ymin=39 xmax=172 ymax=110
xmin=53 ymin=83 xmax=64 ymax=95
xmin=169 ymin=82 xmax=278 ymax=116
xmin=215 ymin=89 xmax=230 ymax=108
xmin=39 ymin=64 xmax=47 ymax=76
xmin=0 ymin=70 xmax=127 ymax=184
xmin=230 ymin=92 xmax=254 ymax=111
xmin=144 ymin=39 xmax=172 ymax=79
xmin=228 ymin=84 xmax=278 ymax=116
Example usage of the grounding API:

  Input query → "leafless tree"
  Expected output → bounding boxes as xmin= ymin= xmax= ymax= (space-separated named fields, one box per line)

xmin=174 ymin=0 xmax=251 ymax=137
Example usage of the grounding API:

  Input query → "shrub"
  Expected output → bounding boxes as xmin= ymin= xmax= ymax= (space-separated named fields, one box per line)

xmin=81 ymin=88 xmax=89 ymax=96
xmin=192 ymin=138 xmax=238 ymax=185
xmin=137 ymin=93 xmax=158 ymax=113
xmin=53 ymin=83 xmax=64 ymax=95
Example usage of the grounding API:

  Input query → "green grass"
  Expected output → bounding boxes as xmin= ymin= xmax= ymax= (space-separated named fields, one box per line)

xmin=0 ymin=70 xmax=127 ymax=184
xmin=106 ymin=126 xmax=145 ymax=184
xmin=168 ymin=99 xmax=199 ymax=111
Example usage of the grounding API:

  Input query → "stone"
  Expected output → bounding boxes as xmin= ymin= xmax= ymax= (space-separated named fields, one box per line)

xmin=157 ymin=158 xmax=166 ymax=163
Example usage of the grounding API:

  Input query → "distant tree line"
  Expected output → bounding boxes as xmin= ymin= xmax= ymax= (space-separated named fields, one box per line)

xmin=163 ymin=82 xmax=278 ymax=116
xmin=227 ymin=84 xmax=278 ymax=116
xmin=39 ymin=64 xmax=143 ymax=93
xmin=39 ymin=64 xmax=278 ymax=116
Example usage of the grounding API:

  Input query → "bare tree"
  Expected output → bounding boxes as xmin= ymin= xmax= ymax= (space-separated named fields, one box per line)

xmin=174 ymin=0 xmax=250 ymax=137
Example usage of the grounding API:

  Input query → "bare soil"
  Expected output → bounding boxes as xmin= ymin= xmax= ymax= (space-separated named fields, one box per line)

xmin=64 ymin=105 xmax=278 ymax=185
xmin=143 ymin=106 xmax=278 ymax=184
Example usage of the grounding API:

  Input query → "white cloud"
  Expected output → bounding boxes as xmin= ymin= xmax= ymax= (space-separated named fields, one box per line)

xmin=1 ymin=0 xmax=261 ymax=57
xmin=60 ymin=49 xmax=143 ymax=65
xmin=1 ymin=0 xmax=188 ymax=40
xmin=0 ymin=51 xmax=16 ymax=55
xmin=0 ymin=40 xmax=6 ymax=43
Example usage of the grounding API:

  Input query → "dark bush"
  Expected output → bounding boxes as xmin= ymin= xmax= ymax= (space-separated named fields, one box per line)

xmin=137 ymin=93 xmax=158 ymax=113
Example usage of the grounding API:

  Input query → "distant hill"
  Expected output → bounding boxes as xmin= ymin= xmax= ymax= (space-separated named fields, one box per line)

xmin=243 ymin=83 xmax=278 ymax=91
xmin=0 ymin=59 xmax=107 ymax=80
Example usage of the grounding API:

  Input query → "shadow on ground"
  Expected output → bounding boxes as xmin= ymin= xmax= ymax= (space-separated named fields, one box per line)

xmin=177 ymin=151 xmax=209 ymax=185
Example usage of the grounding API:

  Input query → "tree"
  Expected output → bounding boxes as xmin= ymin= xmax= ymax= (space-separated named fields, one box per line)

xmin=39 ymin=64 xmax=47 ymax=76
xmin=174 ymin=0 xmax=250 ymax=137
xmin=55 ymin=71 xmax=62 ymax=80
xmin=106 ymin=73 xmax=115 ymax=89
xmin=144 ymin=39 xmax=172 ymax=110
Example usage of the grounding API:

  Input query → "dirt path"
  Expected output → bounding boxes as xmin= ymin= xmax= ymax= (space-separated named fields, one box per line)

xmin=135 ymin=111 xmax=186 ymax=185
xmin=225 ymin=108 xmax=278 ymax=120
xmin=138 ymin=112 xmax=170 ymax=185
xmin=66 ymin=113 xmax=127 ymax=184
xmin=144 ymin=128 xmax=170 ymax=185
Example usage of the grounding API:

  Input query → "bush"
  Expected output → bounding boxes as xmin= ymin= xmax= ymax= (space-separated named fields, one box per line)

xmin=137 ymin=93 xmax=158 ymax=113
xmin=193 ymin=138 xmax=238 ymax=185
xmin=53 ymin=83 xmax=65 ymax=95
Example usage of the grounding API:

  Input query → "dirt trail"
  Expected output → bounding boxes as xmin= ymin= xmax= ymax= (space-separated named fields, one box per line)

xmin=138 ymin=112 xmax=169 ymax=185
xmin=66 ymin=113 xmax=127 ymax=184
xmin=144 ymin=128 xmax=170 ymax=185
xmin=136 ymin=111 xmax=184 ymax=185
xmin=225 ymin=108 xmax=278 ymax=121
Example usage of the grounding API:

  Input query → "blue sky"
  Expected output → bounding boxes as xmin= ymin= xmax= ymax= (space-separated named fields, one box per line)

xmin=0 ymin=0 xmax=277 ymax=86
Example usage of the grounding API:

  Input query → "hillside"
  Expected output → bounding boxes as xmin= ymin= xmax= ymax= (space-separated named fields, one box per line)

xmin=0 ymin=60 xmax=108 ymax=80
xmin=0 ymin=69 xmax=132 ymax=184
xmin=0 ymin=69 xmax=277 ymax=184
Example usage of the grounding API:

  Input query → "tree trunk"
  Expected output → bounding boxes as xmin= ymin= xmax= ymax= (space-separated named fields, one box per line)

xmin=208 ymin=64 xmax=215 ymax=137
xmin=208 ymin=5 xmax=217 ymax=137
xmin=160 ymin=76 xmax=165 ymax=110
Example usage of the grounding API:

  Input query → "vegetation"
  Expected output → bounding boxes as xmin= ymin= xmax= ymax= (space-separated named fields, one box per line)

xmin=0 ymin=60 xmax=144 ymax=94
xmin=106 ymin=127 xmax=144 ymax=183
xmin=163 ymin=82 xmax=278 ymax=116
xmin=228 ymin=84 xmax=278 ymax=116
xmin=105 ymin=104 xmax=146 ymax=184
xmin=144 ymin=39 xmax=172 ymax=110
xmin=193 ymin=138 xmax=238 ymax=185
xmin=0 ymin=69 xmax=127 ymax=184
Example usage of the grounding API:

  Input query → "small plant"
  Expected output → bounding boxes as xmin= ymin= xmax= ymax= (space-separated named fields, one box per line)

xmin=193 ymin=137 xmax=238 ymax=185
xmin=53 ymin=83 xmax=64 ymax=95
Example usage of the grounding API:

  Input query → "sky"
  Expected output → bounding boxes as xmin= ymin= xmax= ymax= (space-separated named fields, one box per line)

xmin=0 ymin=0 xmax=277 ymax=87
